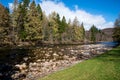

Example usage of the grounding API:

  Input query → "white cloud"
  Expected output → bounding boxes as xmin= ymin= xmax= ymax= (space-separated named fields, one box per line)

xmin=8 ymin=3 xmax=14 ymax=11
xmin=39 ymin=0 xmax=113 ymax=30
xmin=100 ymin=22 xmax=114 ymax=29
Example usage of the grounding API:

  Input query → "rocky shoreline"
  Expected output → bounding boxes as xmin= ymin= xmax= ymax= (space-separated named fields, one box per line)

xmin=9 ymin=44 xmax=112 ymax=80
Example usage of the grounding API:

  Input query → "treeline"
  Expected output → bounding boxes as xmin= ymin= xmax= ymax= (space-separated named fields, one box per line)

xmin=113 ymin=15 xmax=120 ymax=42
xmin=0 ymin=0 xmax=86 ymax=46
xmin=0 ymin=0 xmax=105 ymax=46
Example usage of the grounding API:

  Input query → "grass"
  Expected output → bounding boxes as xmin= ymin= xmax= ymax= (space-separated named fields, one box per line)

xmin=39 ymin=46 xmax=120 ymax=80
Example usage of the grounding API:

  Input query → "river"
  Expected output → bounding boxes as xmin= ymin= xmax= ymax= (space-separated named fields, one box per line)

xmin=0 ymin=42 xmax=119 ymax=80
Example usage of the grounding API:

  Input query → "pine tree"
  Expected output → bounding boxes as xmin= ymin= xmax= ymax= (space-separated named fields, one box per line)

xmin=41 ymin=12 xmax=49 ymax=41
xmin=24 ymin=0 xmax=42 ymax=40
xmin=37 ymin=4 xmax=43 ymax=20
xmin=11 ymin=0 xmax=19 ymax=43
xmin=16 ymin=3 xmax=27 ymax=41
xmin=72 ymin=17 xmax=80 ymax=41
xmin=22 ymin=0 xmax=30 ymax=7
xmin=11 ymin=0 xmax=30 ymax=43
xmin=113 ymin=15 xmax=120 ymax=42
xmin=66 ymin=19 xmax=72 ymax=41
xmin=80 ymin=23 xmax=85 ymax=41
xmin=61 ymin=16 xmax=67 ymax=42
xmin=0 ymin=4 xmax=10 ymax=43
xmin=90 ymin=25 xmax=98 ymax=42
xmin=17 ymin=0 xmax=30 ymax=41
xmin=56 ymin=13 xmax=61 ymax=41
xmin=61 ymin=16 xmax=67 ymax=33
xmin=48 ymin=12 xmax=59 ymax=43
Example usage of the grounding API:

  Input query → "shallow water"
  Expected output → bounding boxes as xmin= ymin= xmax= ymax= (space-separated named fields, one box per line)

xmin=97 ymin=41 xmax=119 ymax=47
xmin=0 ymin=42 xmax=118 ymax=80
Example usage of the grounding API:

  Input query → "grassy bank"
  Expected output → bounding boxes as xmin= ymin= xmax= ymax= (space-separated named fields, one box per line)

xmin=39 ymin=46 xmax=120 ymax=80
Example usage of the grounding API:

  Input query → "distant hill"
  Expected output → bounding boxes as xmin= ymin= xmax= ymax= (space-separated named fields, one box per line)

xmin=85 ymin=28 xmax=113 ymax=42
xmin=101 ymin=28 xmax=113 ymax=41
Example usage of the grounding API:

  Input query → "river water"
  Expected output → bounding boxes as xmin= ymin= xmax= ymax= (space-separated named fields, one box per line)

xmin=97 ymin=41 xmax=119 ymax=47
xmin=0 ymin=42 xmax=119 ymax=80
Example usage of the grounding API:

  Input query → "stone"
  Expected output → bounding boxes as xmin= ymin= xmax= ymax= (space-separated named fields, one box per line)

xmin=53 ymin=53 xmax=58 ymax=56
xmin=15 ymin=63 xmax=27 ymax=71
xmin=37 ymin=59 xmax=41 ymax=62
xmin=49 ymin=50 xmax=53 ymax=53
xmin=23 ymin=57 xmax=28 ymax=61
xmin=61 ymin=49 xmax=64 ymax=51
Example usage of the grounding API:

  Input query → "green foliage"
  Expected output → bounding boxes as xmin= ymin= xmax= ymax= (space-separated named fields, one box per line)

xmin=72 ymin=17 xmax=79 ymax=41
xmin=113 ymin=15 xmax=120 ymax=42
xmin=80 ymin=23 xmax=85 ymax=41
xmin=24 ymin=1 xmax=42 ymax=40
xmin=57 ymin=16 xmax=68 ymax=42
xmin=48 ymin=12 xmax=59 ymax=42
xmin=19 ymin=30 xmax=27 ymax=40
xmin=0 ymin=0 xmax=88 ymax=44
xmin=61 ymin=16 xmax=67 ymax=33
xmin=0 ymin=4 xmax=10 ymax=41
xmin=90 ymin=25 xmax=99 ymax=42
xmin=41 ymin=13 xmax=49 ymax=41
xmin=37 ymin=4 xmax=43 ymax=20
xmin=71 ymin=17 xmax=85 ymax=41
xmin=11 ymin=1 xmax=28 ymax=42
xmin=22 ymin=0 xmax=30 ymax=7
xmin=65 ymin=19 xmax=73 ymax=41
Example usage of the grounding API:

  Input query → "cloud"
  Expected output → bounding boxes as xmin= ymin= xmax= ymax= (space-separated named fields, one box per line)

xmin=100 ymin=22 xmax=114 ymax=29
xmin=39 ymin=0 xmax=113 ymax=30
xmin=8 ymin=3 xmax=14 ymax=11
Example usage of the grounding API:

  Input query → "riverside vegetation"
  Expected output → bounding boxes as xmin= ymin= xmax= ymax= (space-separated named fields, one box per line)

xmin=0 ymin=0 xmax=116 ymax=46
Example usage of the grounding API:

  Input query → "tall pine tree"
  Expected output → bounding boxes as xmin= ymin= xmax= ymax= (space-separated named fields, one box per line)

xmin=0 ymin=4 xmax=10 ymax=43
xmin=37 ymin=4 xmax=43 ymax=20
xmin=80 ymin=23 xmax=85 ymax=41
xmin=113 ymin=15 xmax=120 ymax=42
xmin=90 ymin=25 xmax=98 ymax=42
xmin=48 ymin=12 xmax=59 ymax=43
xmin=24 ymin=0 xmax=42 ymax=40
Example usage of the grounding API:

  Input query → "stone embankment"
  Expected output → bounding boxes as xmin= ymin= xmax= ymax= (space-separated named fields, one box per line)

xmin=12 ymin=44 xmax=112 ymax=80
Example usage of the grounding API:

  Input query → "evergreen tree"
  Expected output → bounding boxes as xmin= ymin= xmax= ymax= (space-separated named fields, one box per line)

xmin=37 ymin=4 xmax=43 ymax=20
xmin=61 ymin=16 xmax=68 ymax=42
xmin=22 ymin=0 xmax=30 ymax=7
xmin=41 ymin=12 xmax=49 ymax=41
xmin=57 ymin=16 xmax=67 ymax=42
xmin=72 ymin=17 xmax=80 ymax=41
xmin=11 ymin=0 xmax=30 ymax=42
xmin=90 ymin=25 xmax=98 ymax=42
xmin=0 ymin=4 xmax=10 ymax=43
xmin=56 ymin=13 xmax=61 ymax=41
xmin=66 ymin=19 xmax=72 ymax=41
xmin=24 ymin=0 xmax=42 ymax=40
xmin=11 ymin=0 xmax=19 ymax=43
xmin=113 ymin=15 xmax=120 ymax=42
xmin=48 ymin=12 xmax=59 ymax=43
xmin=80 ymin=23 xmax=85 ymax=41
xmin=16 ymin=3 xmax=27 ymax=41
xmin=61 ymin=16 xmax=67 ymax=33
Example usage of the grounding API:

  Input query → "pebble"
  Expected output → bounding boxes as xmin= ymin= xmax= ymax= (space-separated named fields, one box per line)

xmin=11 ymin=44 xmax=112 ymax=80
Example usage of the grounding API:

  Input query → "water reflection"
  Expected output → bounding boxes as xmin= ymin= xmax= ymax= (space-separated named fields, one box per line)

xmin=0 ymin=48 xmax=32 ymax=80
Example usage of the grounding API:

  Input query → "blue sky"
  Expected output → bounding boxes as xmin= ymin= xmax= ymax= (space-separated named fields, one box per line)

xmin=62 ymin=0 xmax=120 ymax=22
xmin=0 ymin=0 xmax=120 ymax=29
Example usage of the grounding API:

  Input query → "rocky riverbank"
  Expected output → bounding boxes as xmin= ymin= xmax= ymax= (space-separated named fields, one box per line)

xmin=8 ymin=44 xmax=112 ymax=80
